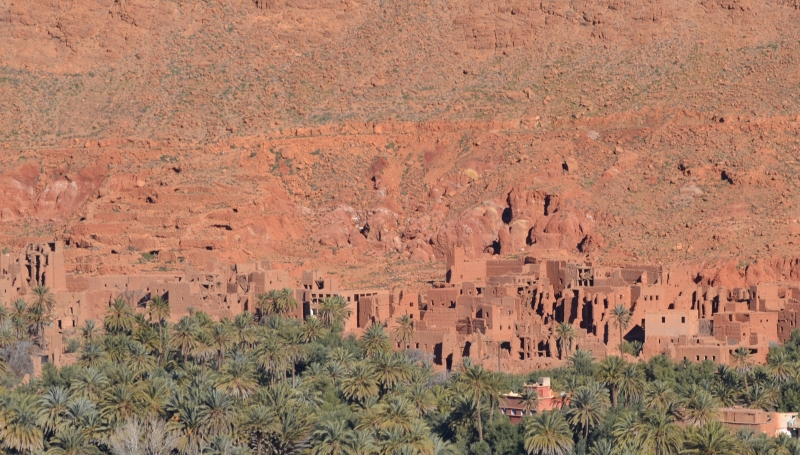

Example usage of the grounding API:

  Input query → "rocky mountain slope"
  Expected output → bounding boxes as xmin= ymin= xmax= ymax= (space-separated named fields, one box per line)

xmin=2 ymin=0 xmax=800 ymax=288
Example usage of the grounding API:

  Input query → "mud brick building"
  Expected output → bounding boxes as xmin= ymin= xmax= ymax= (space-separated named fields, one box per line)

xmin=7 ymin=242 xmax=800 ymax=375
xmin=499 ymin=377 xmax=564 ymax=424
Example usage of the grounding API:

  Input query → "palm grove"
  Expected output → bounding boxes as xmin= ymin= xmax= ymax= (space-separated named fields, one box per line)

xmin=3 ymin=290 xmax=800 ymax=454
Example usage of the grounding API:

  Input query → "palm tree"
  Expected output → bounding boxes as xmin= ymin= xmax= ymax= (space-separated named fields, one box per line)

xmin=632 ymin=409 xmax=684 ymax=455
xmin=611 ymin=410 xmax=640 ymax=448
xmin=29 ymin=284 xmax=55 ymax=344
xmin=683 ymin=421 xmax=738 ymax=455
xmin=682 ymin=389 xmax=720 ymax=426
xmin=392 ymin=314 xmax=415 ymax=348
xmin=10 ymin=298 xmax=29 ymax=339
xmin=731 ymin=347 xmax=753 ymax=389
xmin=39 ymin=386 xmax=70 ymax=435
xmin=301 ymin=316 xmax=327 ymax=343
xmin=218 ymin=352 xmax=259 ymax=399
xmin=567 ymin=381 xmax=610 ymax=440
xmin=148 ymin=294 xmax=170 ymax=323
xmin=405 ymin=383 xmax=438 ymax=416
xmin=62 ymin=396 xmax=98 ymax=427
xmin=318 ymin=295 xmax=352 ymax=331
xmin=192 ymin=330 xmax=218 ymax=372
xmin=27 ymin=302 xmax=51 ymax=345
xmin=173 ymin=403 xmax=206 ymax=455
xmin=140 ymin=377 xmax=172 ymax=418
xmin=610 ymin=304 xmax=631 ymax=351
xmin=747 ymin=384 xmax=780 ymax=411
xmin=203 ymin=435 xmax=247 ymax=455
xmin=554 ymin=322 xmax=576 ymax=359
xmin=80 ymin=319 xmax=100 ymax=343
xmin=568 ymin=349 xmax=594 ymax=376
xmin=124 ymin=342 xmax=156 ymax=379
xmin=257 ymin=288 xmax=298 ymax=319
xmin=618 ymin=363 xmax=645 ymax=406
xmin=588 ymin=439 xmax=613 ymax=455
xmin=372 ymin=395 xmax=417 ymax=434
xmin=31 ymin=284 xmax=56 ymax=313
xmin=46 ymin=426 xmax=102 ymax=455
xmin=350 ymin=431 xmax=378 ymax=455
xmin=0 ymin=322 xmax=14 ymax=348
xmin=262 ymin=404 xmax=316 ymax=455
xmin=310 ymin=420 xmax=355 ymax=455
xmin=0 ymin=302 xmax=8 ymax=325
xmin=595 ymin=355 xmax=625 ymax=407
xmin=386 ymin=419 xmax=435 ymax=454
xmin=766 ymin=349 xmax=795 ymax=384
xmin=232 ymin=312 xmax=258 ymax=348
xmin=769 ymin=433 xmax=797 ymax=455
xmin=104 ymin=298 xmax=136 ymax=335
xmin=133 ymin=321 xmax=159 ymax=354
xmin=644 ymin=380 xmax=678 ymax=413
xmin=360 ymin=323 xmax=392 ymax=358
xmin=373 ymin=352 xmax=412 ymax=392
xmin=1 ymin=394 xmax=44 ymax=452
xmin=340 ymin=362 xmax=380 ymax=402
xmin=199 ymin=389 xmax=237 ymax=438
xmin=254 ymin=331 xmax=289 ymax=385
xmin=458 ymin=361 xmax=493 ymax=441
xmin=432 ymin=436 xmax=457 ymax=455
xmin=280 ymin=328 xmax=309 ymax=387
xmin=713 ymin=365 xmax=744 ymax=407
xmin=256 ymin=290 xmax=279 ymax=320
xmin=100 ymin=383 xmax=142 ymax=428
xmin=240 ymin=404 xmax=279 ymax=455
xmin=170 ymin=316 xmax=199 ymax=364
xmin=523 ymin=410 xmax=574 ymax=455
xmin=70 ymin=367 xmax=109 ymax=400
xmin=520 ymin=387 xmax=540 ymax=415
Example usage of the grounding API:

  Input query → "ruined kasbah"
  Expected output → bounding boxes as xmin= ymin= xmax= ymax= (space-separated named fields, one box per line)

xmin=4 ymin=241 xmax=799 ymax=376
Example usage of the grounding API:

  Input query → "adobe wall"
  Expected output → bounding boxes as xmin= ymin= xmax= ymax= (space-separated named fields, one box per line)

xmin=447 ymin=247 xmax=486 ymax=284
xmin=644 ymin=310 xmax=698 ymax=337
xmin=11 ymin=241 xmax=800 ymax=375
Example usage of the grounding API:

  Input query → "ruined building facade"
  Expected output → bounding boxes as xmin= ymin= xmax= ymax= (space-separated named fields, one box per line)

xmin=3 ymin=243 xmax=799 ymax=373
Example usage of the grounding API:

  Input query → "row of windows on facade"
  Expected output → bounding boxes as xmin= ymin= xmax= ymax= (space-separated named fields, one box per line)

xmin=398 ymin=342 xmax=430 ymax=350
xmin=500 ymin=408 xmax=534 ymax=416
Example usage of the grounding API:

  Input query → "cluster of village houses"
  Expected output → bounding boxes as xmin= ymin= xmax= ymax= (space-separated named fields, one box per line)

xmin=4 ymin=242 xmax=800 ymax=435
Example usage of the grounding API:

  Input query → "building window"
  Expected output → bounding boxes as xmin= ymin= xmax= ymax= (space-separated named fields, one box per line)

xmin=662 ymin=317 xmax=666 ymax=323
xmin=681 ymin=317 xmax=685 ymax=323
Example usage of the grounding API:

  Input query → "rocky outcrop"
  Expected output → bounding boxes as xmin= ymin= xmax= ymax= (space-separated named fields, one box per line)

xmin=35 ymin=164 xmax=106 ymax=222
xmin=0 ymin=163 xmax=39 ymax=222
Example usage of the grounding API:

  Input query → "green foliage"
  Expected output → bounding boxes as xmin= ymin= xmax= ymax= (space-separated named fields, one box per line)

xmin=6 ymin=305 xmax=800 ymax=455
xmin=469 ymin=440 xmax=491 ymax=455
xmin=64 ymin=337 xmax=81 ymax=353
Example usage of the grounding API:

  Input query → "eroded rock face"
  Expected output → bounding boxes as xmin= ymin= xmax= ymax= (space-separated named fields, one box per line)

xmin=35 ymin=164 xmax=106 ymax=222
xmin=3 ymin=0 xmax=800 ymax=285
xmin=0 ymin=163 xmax=39 ymax=221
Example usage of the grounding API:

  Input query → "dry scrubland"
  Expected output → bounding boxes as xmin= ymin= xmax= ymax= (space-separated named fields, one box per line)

xmin=1 ymin=0 xmax=800 ymax=287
